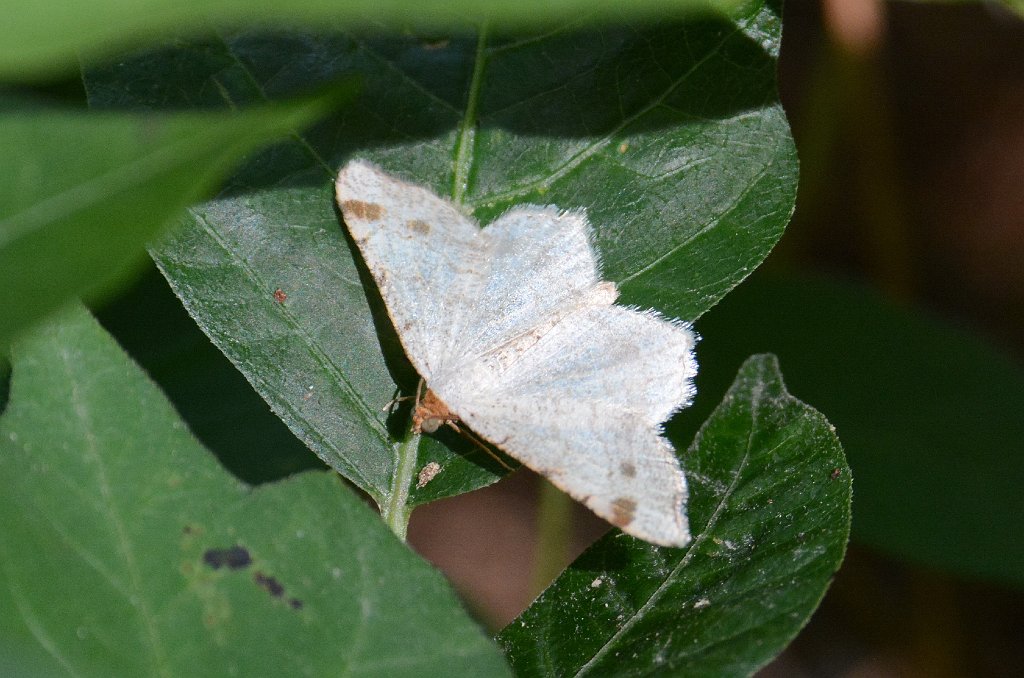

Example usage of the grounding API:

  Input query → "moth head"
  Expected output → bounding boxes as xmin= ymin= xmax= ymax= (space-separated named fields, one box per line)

xmin=412 ymin=389 xmax=455 ymax=435
xmin=419 ymin=416 xmax=443 ymax=434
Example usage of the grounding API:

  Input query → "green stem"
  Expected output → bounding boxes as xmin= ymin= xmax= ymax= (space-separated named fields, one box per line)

xmin=529 ymin=479 xmax=573 ymax=597
xmin=381 ymin=431 xmax=420 ymax=541
xmin=451 ymin=22 xmax=489 ymax=204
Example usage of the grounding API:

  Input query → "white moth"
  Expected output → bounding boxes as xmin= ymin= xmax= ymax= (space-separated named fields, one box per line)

xmin=336 ymin=161 xmax=698 ymax=547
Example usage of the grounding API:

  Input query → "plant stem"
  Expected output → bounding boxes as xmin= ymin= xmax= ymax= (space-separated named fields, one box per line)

xmin=381 ymin=431 xmax=419 ymax=541
xmin=451 ymin=22 xmax=489 ymax=204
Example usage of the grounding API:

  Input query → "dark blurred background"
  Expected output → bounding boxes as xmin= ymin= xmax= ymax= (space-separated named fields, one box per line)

xmin=778 ymin=0 xmax=1024 ymax=349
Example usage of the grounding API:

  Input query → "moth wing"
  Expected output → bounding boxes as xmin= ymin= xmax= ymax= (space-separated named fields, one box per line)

xmin=460 ymin=396 xmax=690 ymax=547
xmin=480 ymin=305 xmax=698 ymax=425
xmin=443 ymin=305 xmax=696 ymax=546
xmin=335 ymin=160 xmax=488 ymax=380
xmin=453 ymin=206 xmax=606 ymax=360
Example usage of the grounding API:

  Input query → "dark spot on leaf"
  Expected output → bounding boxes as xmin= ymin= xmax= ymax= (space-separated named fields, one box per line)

xmin=341 ymin=199 xmax=384 ymax=221
xmin=407 ymin=219 xmax=430 ymax=234
xmin=273 ymin=288 xmax=287 ymax=303
xmin=830 ymin=468 xmax=842 ymax=480
xmin=0 ymin=361 xmax=10 ymax=416
xmin=610 ymin=497 xmax=637 ymax=528
xmin=619 ymin=462 xmax=636 ymax=478
xmin=203 ymin=546 xmax=251 ymax=570
xmin=254 ymin=571 xmax=285 ymax=598
xmin=289 ymin=598 xmax=303 ymax=610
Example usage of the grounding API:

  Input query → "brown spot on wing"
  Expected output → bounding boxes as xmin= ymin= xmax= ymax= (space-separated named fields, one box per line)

xmin=619 ymin=462 xmax=636 ymax=478
xmin=341 ymin=200 xmax=385 ymax=221
xmin=407 ymin=219 xmax=431 ymax=234
xmin=610 ymin=497 xmax=637 ymax=528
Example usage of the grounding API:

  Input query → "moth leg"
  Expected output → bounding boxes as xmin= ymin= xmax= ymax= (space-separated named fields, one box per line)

xmin=447 ymin=421 xmax=516 ymax=472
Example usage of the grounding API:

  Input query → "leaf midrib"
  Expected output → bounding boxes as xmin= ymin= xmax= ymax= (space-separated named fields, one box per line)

xmin=63 ymin=344 xmax=171 ymax=676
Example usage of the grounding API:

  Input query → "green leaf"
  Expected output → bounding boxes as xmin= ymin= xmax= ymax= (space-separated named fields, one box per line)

xmin=497 ymin=355 xmax=851 ymax=676
xmin=2 ymin=0 xmax=741 ymax=80
xmin=684 ymin=273 xmax=1024 ymax=588
xmin=85 ymin=0 xmax=796 ymax=520
xmin=0 ymin=98 xmax=335 ymax=350
xmin=95 ymin=263 xmax=326 ymax=484
xmin=0 ymin=305 xmax=510 ymax=677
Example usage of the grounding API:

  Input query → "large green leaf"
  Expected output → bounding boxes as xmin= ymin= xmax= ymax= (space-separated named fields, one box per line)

xmin=84 ymin=0 xmax=796 ymax=523
xmin=2 ymin=0 xmax=740 ymax=80
xmin=498 ymin=355 xmax=851 ymax=676
xmin=0 ymin=98 xmax=334 ymax=349
xmin=682 ymin=273 xmax=1024 ymax=588
xmin=0 ymin=305 xmax=510 ymax=677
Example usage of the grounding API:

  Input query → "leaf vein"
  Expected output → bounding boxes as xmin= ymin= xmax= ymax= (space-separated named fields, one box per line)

xmin=350 ymin=37 xmax=462 ymax=116
xmin=573 ymin=384 xmax=764 ymax=676
xmin=63 ymin=349 xmax=171 ymax=676
xmin=0 ymin=541 xmax=81 ymax=676
xmin=617 ymin=153 xmax=776 ymax=287
xmin=213 ymin=31 xmax=335 ymax=177
xmin=466 ymin=28 xmax=741 ymax=208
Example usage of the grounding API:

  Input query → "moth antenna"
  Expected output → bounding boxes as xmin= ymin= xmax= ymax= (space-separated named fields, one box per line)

xmin=382 ymin=387 xmax=413 ymax=413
